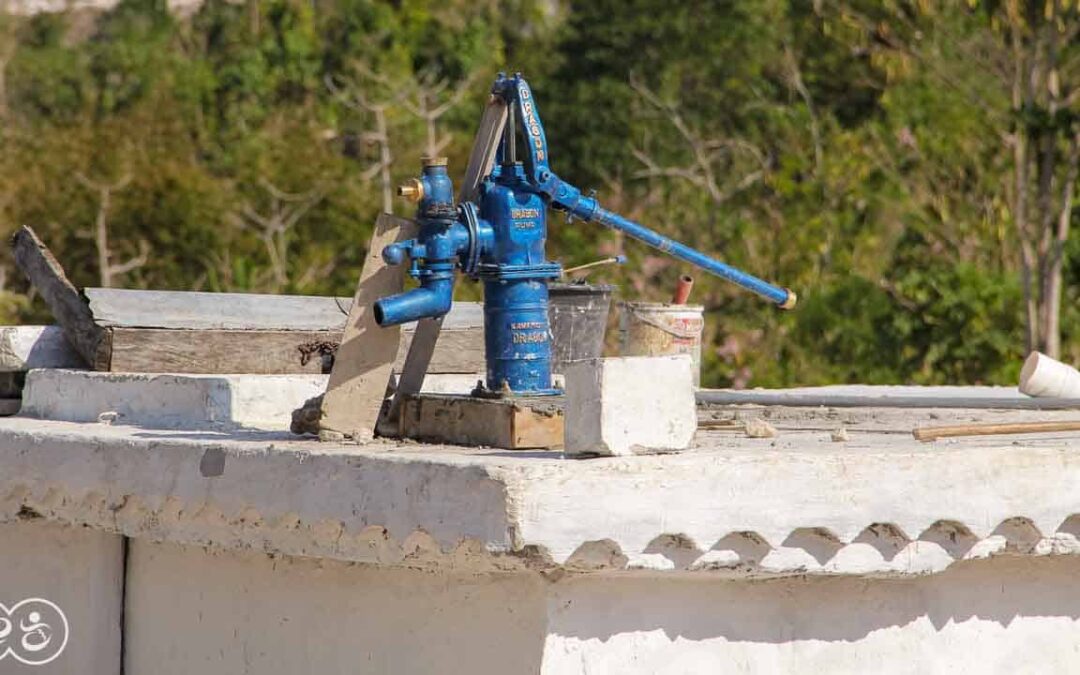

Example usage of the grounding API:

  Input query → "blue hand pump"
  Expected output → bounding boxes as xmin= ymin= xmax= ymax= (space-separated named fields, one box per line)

xmin=373 ymin=74 xmax=796 ymax=396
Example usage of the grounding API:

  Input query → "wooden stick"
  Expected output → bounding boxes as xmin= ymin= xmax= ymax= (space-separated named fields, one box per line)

xmin=913 ymin=420 xmax=1080 ymax=442
xmin=11 ymin=225 xmax=100 ymax=366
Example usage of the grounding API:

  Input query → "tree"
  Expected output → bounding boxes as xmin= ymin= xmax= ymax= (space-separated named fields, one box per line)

xmin=229 ymin=178 xmax=323 ymax=292
xmin=76 ymin=170 xmax=150 ymax=288
xmin=830 ymin=0 xmax=1080 ymax=358
xmin=324 ymin=68 xmax=408 ymax=215
xmin=997 ymin=0 xmax=1080 ymax=358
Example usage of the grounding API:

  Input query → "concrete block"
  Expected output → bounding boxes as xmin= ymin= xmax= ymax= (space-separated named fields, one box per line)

xmin=0 ymin=325 xmax=84 ymax=372
xmin=564 ymin=355 xmax=696 ymax=456
xmin=21 ymin=369 xmax=327 ymax=430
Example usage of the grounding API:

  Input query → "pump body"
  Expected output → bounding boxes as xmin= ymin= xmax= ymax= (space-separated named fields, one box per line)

xmin=373 ymin=75 xmax=796 ymax=396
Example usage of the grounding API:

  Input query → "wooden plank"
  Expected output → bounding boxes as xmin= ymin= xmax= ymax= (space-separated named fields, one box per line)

xmin=913 ymin=420 xmax=1080 ymax=442
xmin=384 ymin=316 xmax=444 ymax=430
xmin=459 ymin=96 xmax=508 ymax=203
xmin=398 ymin=393 xmax=563 ymax=450
xmin=82 ymin=288 xmax=484 ymax=332
xmin=84 ymin=288 xmax=352 ymax=331
xmin=414 ymin=328 xmax=483 ymax=373
xmin=97 ymin=326 xmax=484 ymax=375
xmin=10 ymin=225 xmax=105 ymax=365
xmin=319 ymin=214 xmax=418 ymax=439
xmin=512 ymin=400 xmax=565 ymax=448
xmin=104 ymin=328 xmax=339 ymax=374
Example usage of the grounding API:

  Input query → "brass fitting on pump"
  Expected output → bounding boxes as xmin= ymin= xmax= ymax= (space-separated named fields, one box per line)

xmin=397 ymin=178 xmax=424 ymax=202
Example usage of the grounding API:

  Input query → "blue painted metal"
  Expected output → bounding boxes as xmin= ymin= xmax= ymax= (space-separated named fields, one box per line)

xmin=476 ymin=162 xmax=562 ymax=394
xmin=374 ymin=74 xmax=796 ymax=396
xmin=374 ymin=162 xmax=483 ymax=327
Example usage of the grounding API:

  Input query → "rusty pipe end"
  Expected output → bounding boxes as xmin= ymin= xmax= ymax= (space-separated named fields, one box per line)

xmin=671 ymin=275 xmax=694 ymax=305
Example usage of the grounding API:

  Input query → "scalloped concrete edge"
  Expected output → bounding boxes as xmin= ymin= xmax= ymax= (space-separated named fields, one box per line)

xmin=4 ymin=419 xmax=1080 ymax=578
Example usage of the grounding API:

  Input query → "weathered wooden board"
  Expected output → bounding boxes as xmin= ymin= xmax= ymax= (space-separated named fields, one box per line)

xmin=414 ymin=327 xmax=484 ymax=374
xmin=85 ymin=288 xmax=353 ymax=331
xmin=11 ymin=226 xmax=105 ymax=364
xmin=319 ymin=214 xmax=418 ymax=439
xmin=82 ymin=287 xmax=484 ymax=331
xmin=12 ymin=224 xmax=485 ymax=381
xmin=97 ymin=326 xmax=484 ymax=375
xmin=101 ymin=328 xmax=339 ymax=374
xmin=398 ymin=393 xmax=564 ymax=450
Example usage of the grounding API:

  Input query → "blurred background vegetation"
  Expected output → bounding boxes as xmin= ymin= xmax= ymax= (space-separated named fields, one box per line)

xmin=0 ymin=0 xmax=1077 ymax=388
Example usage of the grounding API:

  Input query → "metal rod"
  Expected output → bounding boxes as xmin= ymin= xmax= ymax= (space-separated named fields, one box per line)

xmin=589 ymin=206 xmax=796 ymax=308
xmin=561 ymin=255 xmax=626 ymax=276
xmin=504 ymin=106 xmax=517 ymax=165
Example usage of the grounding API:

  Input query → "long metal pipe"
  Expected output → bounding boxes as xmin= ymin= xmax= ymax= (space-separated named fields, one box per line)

xmin=587 ymin=205 xmax=796 ymax=308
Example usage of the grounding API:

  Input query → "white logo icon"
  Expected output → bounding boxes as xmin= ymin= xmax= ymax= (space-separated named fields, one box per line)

xmin=0 ymin=599 xmax=69 ymax=665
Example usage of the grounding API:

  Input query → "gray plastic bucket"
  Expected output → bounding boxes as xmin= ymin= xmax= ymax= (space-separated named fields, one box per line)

xmin=548 ymin=283 xmax=614 ymax=374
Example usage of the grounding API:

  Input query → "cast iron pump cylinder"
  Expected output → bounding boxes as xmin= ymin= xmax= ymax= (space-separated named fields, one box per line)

xmin=475 ymin=162 xmax=562 ymax=394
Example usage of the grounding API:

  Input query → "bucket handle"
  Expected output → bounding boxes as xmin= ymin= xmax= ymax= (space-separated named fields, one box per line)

xmin=626 ymin=307 xmax=702 ymax=340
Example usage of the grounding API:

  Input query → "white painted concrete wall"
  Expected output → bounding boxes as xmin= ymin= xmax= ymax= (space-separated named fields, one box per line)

xmin=115 ymin=537 xmax=1080 ymax=675
xmin=543 ymin=558 xmax=1080 ymax=674
xmin=0 ymin=520 xmax=123 ymax=675
xmin=124 ymin=540 xmax=546 ymax=675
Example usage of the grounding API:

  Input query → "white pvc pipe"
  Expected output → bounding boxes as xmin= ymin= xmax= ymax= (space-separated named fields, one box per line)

xmin=1019 ymin=351 xmax=1080 ymax=398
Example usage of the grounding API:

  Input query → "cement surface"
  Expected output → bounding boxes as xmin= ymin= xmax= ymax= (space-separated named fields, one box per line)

xmin=0 ymin=520 xmax=123 ymax=674
xmin=120 ymin=538 xmax=1080 ymax=675
xmin=21 ymin=369 xmax=328 ymax=431
xmin=700 ymin=383 xmax=1080 ymax=409
xmin=0 ymin=326 xmax=83 ymax=372
xmin=21 ymin=369 xmax=487 ymax=431
xmin=5 ymin=388 xmax=1080 ymax=577
xmin=543 ymin=556 xmax=1080 ymax=674
xmin=125 ymin=540 xmax=545 ymax=675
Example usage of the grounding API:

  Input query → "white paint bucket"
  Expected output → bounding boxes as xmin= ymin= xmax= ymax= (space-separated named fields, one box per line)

xmin=618 ymin=302 xmax=705 ymax=386
xmin=1019 ymin=351 xmax=1080 ymax=397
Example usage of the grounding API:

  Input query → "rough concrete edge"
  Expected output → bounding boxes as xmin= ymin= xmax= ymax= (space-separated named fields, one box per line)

xmin=473 ymin=465 xmax=1080 ymax=579
xmin=0 ymin=425 xmax=539 ymax=575
xmin=4 ymin=424 xmax=1080 ymax=579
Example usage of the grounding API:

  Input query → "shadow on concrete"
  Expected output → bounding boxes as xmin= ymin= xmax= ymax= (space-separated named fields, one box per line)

xmin=546 ymin=556 xmax=1080 ymax=644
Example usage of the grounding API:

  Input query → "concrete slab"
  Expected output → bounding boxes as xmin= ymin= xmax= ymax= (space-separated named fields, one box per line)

xmin=21 ymin=369 xmax=490 ymax=432
xmin=3 ymin=392 xmax=1080 ymax=577
xmin=699 ymin=384 xmax=1080 ymax=409
xmin=21 ymin=369 xmax=328 ymax=430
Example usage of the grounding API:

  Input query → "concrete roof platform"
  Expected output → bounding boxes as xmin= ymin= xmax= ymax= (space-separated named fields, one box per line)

xmin=4 ymin=385 xmax=1080 ymax=578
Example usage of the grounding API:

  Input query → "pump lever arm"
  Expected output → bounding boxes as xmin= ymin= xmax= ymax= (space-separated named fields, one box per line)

xmin=492 ymin=73 xmax=796 ymax=309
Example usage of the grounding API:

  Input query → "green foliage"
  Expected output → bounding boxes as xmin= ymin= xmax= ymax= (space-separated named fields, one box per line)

xmin=0 ymin=0 xmax=1074 ymax=388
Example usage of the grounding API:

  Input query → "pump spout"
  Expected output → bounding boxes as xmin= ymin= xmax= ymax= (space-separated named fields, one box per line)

xmin=373 ymin=278 xmax=454 ymax=327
